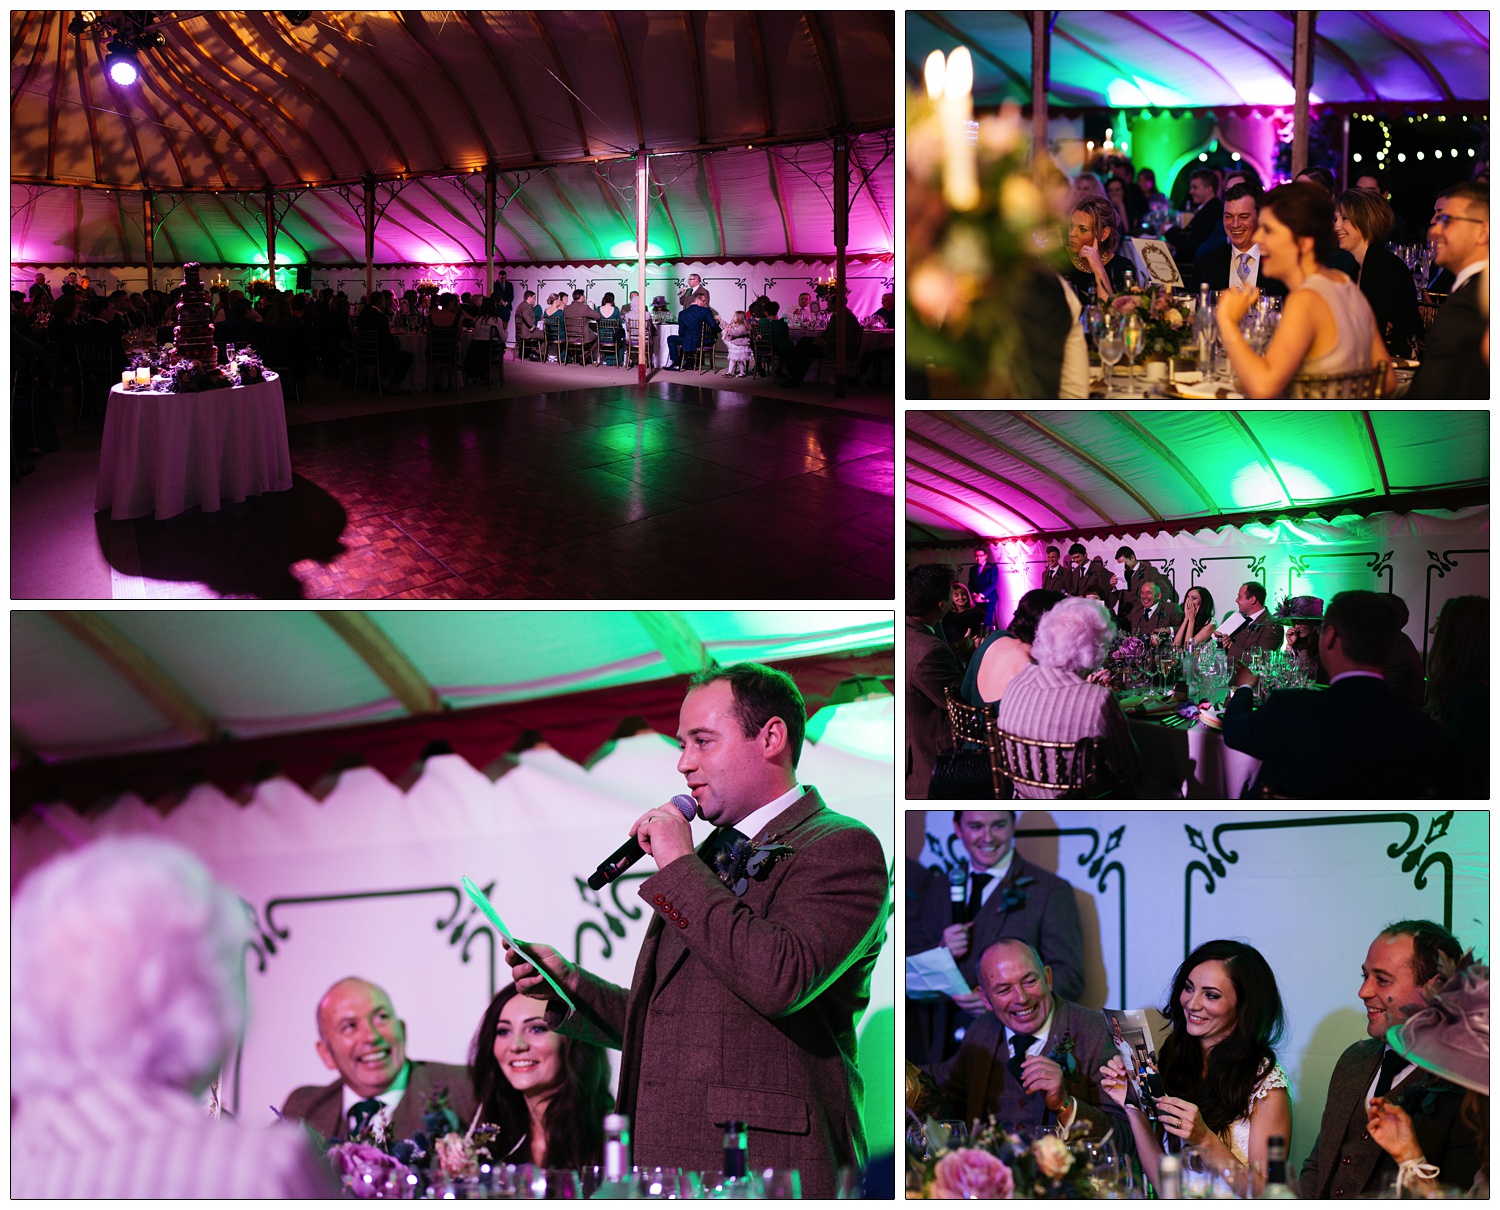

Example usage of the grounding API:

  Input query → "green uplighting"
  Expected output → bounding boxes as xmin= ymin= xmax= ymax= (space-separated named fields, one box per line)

xmin=609 ymin=239 xmax=668 ymax=258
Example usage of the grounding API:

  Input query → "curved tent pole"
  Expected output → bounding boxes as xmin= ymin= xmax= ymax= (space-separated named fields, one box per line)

xmin=485 ymin=166 xmax=496 ymax=295
xmin=834 ymin=133 xmax=848 ymax=398
xmin=637 ymin=149 xmax=648 ymax=389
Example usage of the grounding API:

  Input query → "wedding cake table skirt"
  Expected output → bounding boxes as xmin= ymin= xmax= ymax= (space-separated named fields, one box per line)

xmin=95 ymin=375 xmax=293 ymax=520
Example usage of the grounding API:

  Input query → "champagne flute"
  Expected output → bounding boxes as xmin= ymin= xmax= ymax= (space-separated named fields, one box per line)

xmin=1122 ymin=311 xmax=1144 ymax=385
xmin=1098 ymin=318 xmax=1124 ymax=397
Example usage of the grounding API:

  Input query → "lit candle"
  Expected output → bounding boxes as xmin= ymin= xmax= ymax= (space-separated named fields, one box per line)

xmin=135 ymin=367 xmax=151 ymax=384
xmin=935 ymin=49 xmax=978 ymax=211
xmin=121 ymin=371 xmax=133 ymax=387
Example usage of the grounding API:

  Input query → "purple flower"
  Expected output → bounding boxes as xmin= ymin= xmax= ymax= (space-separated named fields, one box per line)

xmin=930 ymin=1148 xmax=1015 ymax=1199
xmin=327 ymin=1142 xmax=416 ymax=1199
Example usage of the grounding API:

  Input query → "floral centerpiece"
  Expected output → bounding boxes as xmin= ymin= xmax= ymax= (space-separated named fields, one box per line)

xmin=1109 ymin=285 xmax=1191 ymax=358
xmin=165 ymin=358 xmax=232 ymax=393
xmin=245 ymin=278 xmax=273 ymax=298
xmin=813 ymin=276 xmax=840 ymax=304
xmin=305 ymin=1086 xmax=502 ymax=1199
xmin=226 ymin=348 xmax=266 ymax=385
xmin=909 ymin=1117 xmax=1107 ymax=1199
xmin=907 ymin=76 xmax=1075 ymax=395
xmin=416 ymin=279 xmax=439 ymax=296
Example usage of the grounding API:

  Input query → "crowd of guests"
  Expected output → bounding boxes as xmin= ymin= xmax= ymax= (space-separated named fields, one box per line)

xmin=988 ymin=148 xmax=1489 ymax=398
xmin=907 ymin=814 xmax=1488 ymax=1197
xmin=9 ymin=835 xmax=616 ymax=1197
xmin=905 ymin=546 xmax=1488 ymax=798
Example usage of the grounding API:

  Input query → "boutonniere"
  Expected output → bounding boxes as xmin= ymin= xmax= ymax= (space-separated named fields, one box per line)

xmin=994 ymin=875 xmax=1035 ymax=914
xmin=1046 ymin=1033 xmax=1079 ymax=1079
xmin=714 ymin=836 xmax=795 ymax=896
xmin=1389 ymin=1077 xmax=1456 ymax=1121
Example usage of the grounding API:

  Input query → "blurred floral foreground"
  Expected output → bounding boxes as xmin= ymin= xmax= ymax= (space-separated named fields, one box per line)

xmin=908 ymin=95 xmax=1078 ymax=397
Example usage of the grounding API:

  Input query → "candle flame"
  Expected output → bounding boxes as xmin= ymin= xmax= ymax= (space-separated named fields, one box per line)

xmin=924 ymin=50 xmax=945 ymax=100
xmin=945 ymin=48 xmax=973 ymax=99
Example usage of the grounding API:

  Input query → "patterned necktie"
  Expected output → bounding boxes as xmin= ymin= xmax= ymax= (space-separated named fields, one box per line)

xmin=966 ymin=872 xmax=992 ymax=922
xmin=348 ymin=1097 xmax=383 ymax=1135
xmin=1008 ymin=1032 xmax=1038 ymax=1082
xmin=1238 ymin=252 xmax=1252 ymax=285
xmin=1373 ymin=1048 xmax=1408 ymax=1100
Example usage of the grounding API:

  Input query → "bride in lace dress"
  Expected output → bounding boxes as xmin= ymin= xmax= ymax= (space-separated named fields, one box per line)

xmin=1100 ymin=940 xmax=1292 ymax=1193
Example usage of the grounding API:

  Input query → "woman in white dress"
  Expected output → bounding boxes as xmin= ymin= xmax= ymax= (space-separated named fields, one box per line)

xmin=1100 ymin=939 xmax=1291 ymax=1193
xmin=1216 ymin=181 xmax=1397 ymax=398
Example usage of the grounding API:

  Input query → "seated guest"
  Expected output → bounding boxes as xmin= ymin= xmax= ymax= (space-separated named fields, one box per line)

xmin=1222 ymin=590 xmax=1446 ymax=797
xmin=1355 ymin=169 xmax=1409 ymax=243
xmin=355 ymin=293 xmax=414 ymax=390
xmin=1275 ymin=595 xmax=1327 ymax=683
xmin=790 ymin=291 xmax=818 ymax=327
xmin=12 ymin=837 xmax=334 ymax=1197
xmin=1105 ymin=176 xmax=1133 ymax=239
xmin=429 ymin=292 xmax=461 ymax=330
xmin=1064 ymin=195 xmax=1131 ymax=301
xmin=905 ymin=562 xmax=964 ymax=799
xmin=1173 ymin=585 xmax=1218 ymax=650
xmin=1426 ymin=595 xmax=1487 ymax=799
xmin=1128 ymin=580 xmax=1181 ymax=638
xmin=1367 ymin=957 xmax=1489 ymax=1199
xmin=995 ymin=596 xmax=1141 ymax=798
xmin=1138 ymin=167 xmax=1167 ymax=209
xmin=620 ymin=289 xmax=643 ymax=321
xmin=1410 ymin=182 xmax=1488 ymax=399
xmin=1216 ymin=581 xmax=1284 ymax=674
xmin=1334 ymin=188 xmax=1422 ymax=359
xmin=514 ymin=290 xmax=544 ymax=355
xmin=72 ymin=295 xmax=128 ymax=374
xmin=1301 ymin=921 xmax=1481 ymax=1198
xmin=777 ymin=293 xmax=863 ymax=387
xmin=932 ymin=940 xmax=1124 ymax=1138
xmin=1101 ymin=940 xmax=1290 ymax=1190
xmin=469 ymin=985 xmax=612 ymax=1169
xmin=1379 ymin=594 xmax=1425 ymax=707
xmin=1294 ymin=167 xmax=1362 ymax=275
xmin=1197 ymin=184 xmax=1288 ymax=297
xmin=597 ymin=291 xmax=622 ymax=322
xmin=464 ymin=297 xmax=503 ymax=379
xmin=967 ymin=588 xmax=1065 ymax=707
xmin=562 ymin=289 xmax=600 ymax=355
xmin=1167 ymin=169 xmax=1224 ymax=274
xmin=281 ymin=976 xmax=478 ymax=1141
xmin=1067 ymin=169 xmax=1106 ymax=213
xmin=943 ymin=582 xmax=988 ymax=654
xmin=756 ymin=300 xmax=793 ymax=360
xmin=666 ymin=289 xmax=719 ymax=370
xmin=872 ymin=291 xmax=896 ymax=326
xmin=1216 ymin=182 xmax=1397 ymax=397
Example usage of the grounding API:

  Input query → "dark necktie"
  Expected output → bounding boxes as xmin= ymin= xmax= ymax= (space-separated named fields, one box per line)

xmin=1373 ymin=1048 xmax=1408 ymax=1100
xmin=704 ymin=826 xmax=749 ymax=883
xmin=966 ymin=872 xmax=992 ymax=922
xmin=348 ymin=1097 xmax=383 ymax=1135
xmin=1008 ymin=1032 xmax=1038 ymax=1082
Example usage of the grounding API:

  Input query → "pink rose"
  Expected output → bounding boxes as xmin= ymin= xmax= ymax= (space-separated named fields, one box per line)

xmin=930 ymin=1148 xmax=1016 ymax=1199
xmin=1033 ymin=1134 xmax=1075 ymax=1180
xmin=1110 ymin=295 xmax=1139 ymax=313
xmin=435 ymin=1132 xmax=480 ymax=1181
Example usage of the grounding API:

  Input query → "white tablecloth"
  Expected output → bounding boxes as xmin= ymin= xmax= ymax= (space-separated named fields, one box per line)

xmin=1129 ymin=716 xmax=1263 ymax=798
xmin=95 ymin=375 xmax=292 ymax=520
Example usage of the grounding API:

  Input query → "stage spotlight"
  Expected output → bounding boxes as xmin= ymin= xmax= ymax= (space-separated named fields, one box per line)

xmin=68 ymin=11 xmax=101 ymax=35
xmin=284 ymin=11 xmax=313 ymax=24
xmin=106 ymin=43 xmax=140 ymax=86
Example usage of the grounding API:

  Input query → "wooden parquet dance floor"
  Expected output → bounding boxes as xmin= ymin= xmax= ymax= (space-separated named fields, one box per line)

xmin=93 ymin=384 xmax=894 ymax=599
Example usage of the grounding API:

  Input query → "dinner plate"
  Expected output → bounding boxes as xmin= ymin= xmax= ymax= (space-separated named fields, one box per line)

xmin=1174 ymin=380 xmax=1244 ymax=399
xmin=1197 ymin=704 xmax=1224 ymax=730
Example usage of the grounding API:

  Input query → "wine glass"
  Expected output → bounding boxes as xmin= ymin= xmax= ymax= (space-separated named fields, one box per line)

xmin=1097 ymin=317 xmax=1124 ymax=397
xmin=1121 ymin=311 xmax=1144 ymax=386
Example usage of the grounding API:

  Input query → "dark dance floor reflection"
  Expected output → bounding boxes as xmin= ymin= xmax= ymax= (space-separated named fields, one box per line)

xmin=93 ymin=385 xmax=895 ymax=599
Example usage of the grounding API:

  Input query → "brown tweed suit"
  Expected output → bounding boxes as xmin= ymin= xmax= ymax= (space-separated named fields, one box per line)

xmin=1223 ymin=611 xmax=1285 ymax=669
xmin=280 ymin=1059 xmax=476 ymax=1142
xmin=1299 ymin=1037 xmax=1482 ymax=1197
xmin=558 ymin=789 xmax=888 ymax=1200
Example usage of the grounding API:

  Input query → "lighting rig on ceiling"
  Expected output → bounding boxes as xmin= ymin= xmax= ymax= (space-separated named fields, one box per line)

xmin=67 ymin=11 xmax=178 ymax=86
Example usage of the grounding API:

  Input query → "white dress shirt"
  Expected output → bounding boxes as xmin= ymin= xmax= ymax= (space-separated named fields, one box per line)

xmin=735 ymin=783 xmax=805 ymax=844
xmin=341 ymin=1059 xmax=410 ymax=1135
xmin=1228 ymin=242 xmax=1262 ymax=290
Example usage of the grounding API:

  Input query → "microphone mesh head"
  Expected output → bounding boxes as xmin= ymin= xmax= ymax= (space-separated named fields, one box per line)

xmin=671 ymin=794 xmax=698 ymax=821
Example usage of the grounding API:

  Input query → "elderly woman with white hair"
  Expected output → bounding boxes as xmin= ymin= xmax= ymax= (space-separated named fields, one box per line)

xmin=994 ymin=595 xmax=1140 ymax=797
xmin=11 ymin=836 xmax=334 ymax=1198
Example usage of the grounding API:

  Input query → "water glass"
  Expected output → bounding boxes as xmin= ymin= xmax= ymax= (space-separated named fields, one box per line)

xmin=759 ymin=1168 xmax=802 ymax=1198
xmin=510 ymin=1166 xmax=582 ymax=1199
xmin=224 ymin=342 xmax=237 ymax=361
xmin=1098 ymin=323 xmax=1124 ymax=397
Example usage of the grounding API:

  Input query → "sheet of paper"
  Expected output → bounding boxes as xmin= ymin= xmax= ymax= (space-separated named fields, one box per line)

xmin=905 ymin=945 xmax=972 ymax=999
xmin=1217 ymin=610 xmax=1247 ymax=637
xmin=461 ymin=875 xmax=576 ymax=1016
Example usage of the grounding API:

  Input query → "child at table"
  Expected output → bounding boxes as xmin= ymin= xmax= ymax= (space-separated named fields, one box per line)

xmin=723 ymin=310 xmax=754 ymax=377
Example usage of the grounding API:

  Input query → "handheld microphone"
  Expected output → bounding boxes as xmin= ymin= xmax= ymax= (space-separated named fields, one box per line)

xmin=949 ymin=864 xmax=969 ymax=925
xmin=587 ymin=794 xmax=698 ymax=890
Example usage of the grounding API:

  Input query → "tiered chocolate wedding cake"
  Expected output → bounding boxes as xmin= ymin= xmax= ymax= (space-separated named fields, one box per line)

xmin=173 ymin=263 xmax=218 ymax=365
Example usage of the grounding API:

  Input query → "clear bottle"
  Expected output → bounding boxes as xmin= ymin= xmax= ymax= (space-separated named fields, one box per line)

xmin=593 ymin=1113 xmax=640 ymax=1199
xmin=1259 ymin=1135 xmax=1296 ymax=1199
xmin=1122 ymin=266 xmax=1136 ymax=292
xmin=1157 ymin=1153 xmax=1181 ymax=1200
xmin=1193 ymin=281 xmax=1215 ymax=368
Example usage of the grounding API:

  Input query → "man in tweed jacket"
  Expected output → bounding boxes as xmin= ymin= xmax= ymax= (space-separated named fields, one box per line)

xmin=1300 ymin=921 xmax=1481 ymax=1197
xmin=506 ymin=664 xmax=888 ymax=1199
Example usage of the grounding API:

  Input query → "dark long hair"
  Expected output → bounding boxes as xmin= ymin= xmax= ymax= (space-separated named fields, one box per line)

xmin=1184 ymin=585 xmax=1216 ymax=627
xmin=1158 ymin=940 xmax=1285 ymax=1134
xmin=1426 ymin=596 xmax=1487 ymax=723
xmin=469 ymin=986 xmax=613 ymax=1170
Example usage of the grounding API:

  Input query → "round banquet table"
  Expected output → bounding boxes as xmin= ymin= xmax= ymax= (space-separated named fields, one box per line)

xmin=1088 ymin=358 xmax=1421 ymax=400
xmin=1127 ymin=713 xmax=1263 ymax=798
xmin=95 ymin=374 xmax=292 ymax=520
